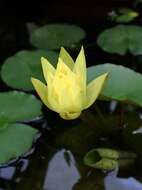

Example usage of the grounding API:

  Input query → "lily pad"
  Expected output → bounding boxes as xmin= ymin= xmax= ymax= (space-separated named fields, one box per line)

xmin=0 ymin=123 xmax=37 ymax=165
xmin=0 ymin=91 xmax=42 ymax=122
xmin=84 ymin=148 xmax=136 ymax=170
xmin=97 ymin=25 xmax=142 ymax=55
xmin=1 ymin=50 xmax=58 ymax=90
xmin=84 ymin=149 xmax=118 ymax=170
xmin=87 ymin=63 xmax=142 ymax=107
xmin=109 ymin=8 xmax=138 ymax=23
xmin=30 ymin=24 xmax=86 ymax=50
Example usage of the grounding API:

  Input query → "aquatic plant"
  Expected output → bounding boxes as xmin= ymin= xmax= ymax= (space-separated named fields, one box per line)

xmin=31 ymin=47 xmax=108 ymax=119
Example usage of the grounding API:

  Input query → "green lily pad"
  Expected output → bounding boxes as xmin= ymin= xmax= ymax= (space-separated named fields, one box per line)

xmin=87 ymin=63 xmax=142 ymax=107
xmin=109 ymin=8 xmax=138 ymax=23
xmin=0 ymin=115 xmax=9 ymax=130
xmin=0 ymin=91 xmax=42 ymax=122
xmin=30 ymin=24 xmax=86 ymax=50
xmin=84 ymin=148 xmax=136 ymax=170
xmin=1 ymin=50 xmax=58 ymax=90
xmin=0 ymin=123 xmax=37 ymax=164
xmin=84 ymin=149 xmax=118 ymax=170
xmin=97 ymin=25 xmax=142 ymax=55
xmin=115 ymin=14 xmax=137 ymax=23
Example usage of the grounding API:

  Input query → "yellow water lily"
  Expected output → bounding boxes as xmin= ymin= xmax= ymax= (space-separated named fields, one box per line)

xmin=31 ymin=47 xmax=108 ymax=120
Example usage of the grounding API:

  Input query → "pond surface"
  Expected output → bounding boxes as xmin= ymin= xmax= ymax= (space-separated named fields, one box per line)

xmin=0 ymin=102 xmax=142 ymax=190
xmin=0 ymin=3 xmax=142 ymax=188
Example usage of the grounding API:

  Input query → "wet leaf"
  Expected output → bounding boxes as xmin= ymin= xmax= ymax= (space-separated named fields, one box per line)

xmin=0 ymin=123 xmax=37 ymax=165
xmin=0 ymin=91 xmax=42 ymax=122
xmin=109 ymin=8 xmax=139 ymax=23
xmin=84 ymin=149 xmax=118 ymax=170
xmin=87 ymin=64 xmax=142 ymax=107
xmin=1 ymin=50 xmax=58 ymax=90
xmin=97 ymin=25 xmax=142 ymax=55
xmin=84 ymin=148 xmax=136 ymax=170
xmin=0 ymin=115 xmax=9 ymax=130
xmin=30 ymin=24 xmax=86 ymax=50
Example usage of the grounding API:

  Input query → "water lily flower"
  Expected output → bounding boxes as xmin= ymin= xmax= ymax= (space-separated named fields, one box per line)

xmin=31 ymin=47 xmax=108 ymax=120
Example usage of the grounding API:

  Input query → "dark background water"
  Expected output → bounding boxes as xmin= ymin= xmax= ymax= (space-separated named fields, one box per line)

xmin=0 ymin=0 xmax=139 ymax=59
xmin=0 ymin=0 xmax=142 ymax=69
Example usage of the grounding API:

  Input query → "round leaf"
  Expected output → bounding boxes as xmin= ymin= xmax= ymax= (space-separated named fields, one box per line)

xmin=30 ymin=24 xmax=86 ymax=50
xmin=87 ymin=63 xmax=142 ymax=107
xmin=0 ymin=123 xmax=37 ymax=165
xmin=84 ymin=148 xmax=136 ymax=170
xmin=97 ymin=25 xmax=142 ymax=55
xmin=84 ymin=149 xmax=118 ymax=170
xmin=0 ymin=91 xmax=42 ymax=122
xmin=1 ymin=50 xmax=58 ymax=90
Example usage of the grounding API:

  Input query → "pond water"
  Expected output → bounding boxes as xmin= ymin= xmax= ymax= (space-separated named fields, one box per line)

xmin=0 ymin=2 xmax=142 ymax=189
xmin=0 ymin=101 xmax=142 ymax=190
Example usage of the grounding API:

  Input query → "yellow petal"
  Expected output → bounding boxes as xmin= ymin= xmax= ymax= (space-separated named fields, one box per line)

xmin=53 ymin=59 xmax=83 ymax=112
xmin=73 ymin=46 xmax=86 ymax=96
xmin=58 ymin=86 xmax=83 ymax=112
xmin=60 ymin=112 xmax=81 ymax=120
xmin=45 ymin=71 xmax=61 ymax=113
xmin=31 ymin=77 xmax=53 ymax=110
xmin=59 ymin=47 xmax=74 ymax=70
xmin=41 ymin=57 xmax=55 ymax=83
xmin=85 ymin=73 xmax=108 ymax=109
xmin=56 ymin=57 xmax=73 ymax=75
xmin=46 ymin=71 xmax=67 ymax=113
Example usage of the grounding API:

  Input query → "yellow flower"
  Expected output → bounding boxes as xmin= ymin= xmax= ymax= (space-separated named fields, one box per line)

xmin=31 ymin=47 xmax=108 ymax=120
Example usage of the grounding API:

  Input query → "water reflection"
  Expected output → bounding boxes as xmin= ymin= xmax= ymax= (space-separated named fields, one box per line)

xmin=0 ymin=151 xmax=142 ymax=190
xmin=109 ymin=101 xmax=118 ymax=113
xmin=0 ymin=158 xmax=30 ymax=189
xmin=19 ymin=159 xmax=29 ymax=172
xmin=133 ymin=126 xmax=142 ymax=134
xmin=0 ymin=113 xmax=142 ymax=190
xmin=43 ymin=149 xmax=80 ymax=190
xmin=105 ymin=172 xmax=142 ymax=190
xmin=0 ymin=166 xmax=15 ymax=180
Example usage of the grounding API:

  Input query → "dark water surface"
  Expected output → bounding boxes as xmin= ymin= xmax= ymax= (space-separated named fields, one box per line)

xmin=0 ymin=102 xmax=142 ymax=190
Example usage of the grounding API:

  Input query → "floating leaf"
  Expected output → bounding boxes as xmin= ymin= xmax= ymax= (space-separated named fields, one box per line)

xmin=84 ymin=149 xmax=118 ymax=170
xmin=0 ymin=115 xmax=9 ymax=130
xmin=1 ymin=50 xmax=58 ymax=90
xmin=30 ymin=24 xmax=86 ymax=50
xmin=115 ymin=13 xmax=138 ymax=23
xmin=0 ymin=123 xmax=37 ymax=164
xmin=97 ymin=25 xmax=142 ymax=55
xmin=84 ymin=148 xmax=136 ymax=170
xmin=87 ymin=64 xmax=142 ymax=107
xmin=109 ymin=8 xmax=138 ymax=23
xmin=0 ymin=91 xmax=42 ymax=122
